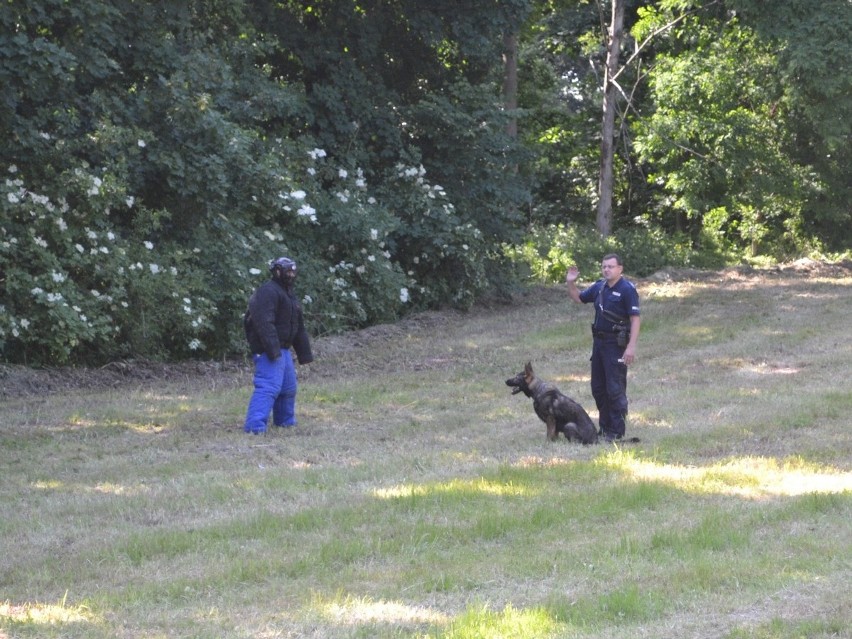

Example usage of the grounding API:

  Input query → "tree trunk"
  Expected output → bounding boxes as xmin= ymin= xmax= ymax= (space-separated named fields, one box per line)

xmin=503 ymin=31 xmax=518 ymax=139
xmin=596 ymin=0 xmax=624 ymax=238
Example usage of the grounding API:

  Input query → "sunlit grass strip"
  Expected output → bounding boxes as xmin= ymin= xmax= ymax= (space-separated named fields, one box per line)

xmin=427 ymin=603 xmax=560 ymax=639
xmin=599 ymin=450 xmax=852 ymax=497
xmin=314 ymin=592 xmax=448 ymax=626
xmin=373 ymin=476 xmax=536 ymax=500
xmin=0 ymin=595 xmax=94 ymax=625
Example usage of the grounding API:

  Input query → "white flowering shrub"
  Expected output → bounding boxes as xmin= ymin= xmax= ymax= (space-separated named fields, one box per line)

xmin=234 ymin=146 xmax=414 ymax=337
xmin=1 ymin=165 xmax=215 ymax=363
xmin=376 ymin=162 xmax=488 ymax=309
xmin=0 ymin=139 xmax=494 ymax=365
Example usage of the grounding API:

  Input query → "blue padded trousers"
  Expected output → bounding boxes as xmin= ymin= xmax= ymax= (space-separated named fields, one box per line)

xmin=244 ymin=349 xmax=297 ymax=434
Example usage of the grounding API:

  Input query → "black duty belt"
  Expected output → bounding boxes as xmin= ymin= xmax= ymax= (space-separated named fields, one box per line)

xmin=591 ymin=326 xmax=618 ymax=339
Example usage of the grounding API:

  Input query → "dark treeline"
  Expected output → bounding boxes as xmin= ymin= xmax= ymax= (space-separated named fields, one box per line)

xmin=1 ymin=0 xmax=849 ymax=365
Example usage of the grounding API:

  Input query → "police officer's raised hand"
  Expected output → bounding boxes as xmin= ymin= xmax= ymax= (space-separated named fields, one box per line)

xmin=566 ymin=266 xmax=580 ymax=283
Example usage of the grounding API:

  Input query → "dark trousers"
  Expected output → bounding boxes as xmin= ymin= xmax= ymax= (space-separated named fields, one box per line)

xmin=590 ymin=336 xmax=628 ymax=438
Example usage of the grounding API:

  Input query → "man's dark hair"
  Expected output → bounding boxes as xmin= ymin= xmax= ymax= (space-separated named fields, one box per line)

xmin=602 ymin=253 xmax=623 ymax=266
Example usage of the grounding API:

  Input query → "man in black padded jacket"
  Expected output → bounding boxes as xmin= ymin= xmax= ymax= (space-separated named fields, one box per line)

xmin=243 ymin=257 xmax=313 ymax=434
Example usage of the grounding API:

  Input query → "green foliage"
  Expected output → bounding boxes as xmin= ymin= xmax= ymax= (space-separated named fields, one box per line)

xmin=1 ymin=0 xmax=847 ymax=364
xmin=504 ymin=222 xmax=726 ymax=284
xmin=728 ymin=0 xmax=852 ymax=252
xmin=516 ymin=0 xmax=605 ymax=227
xmin=632 ymin=15 xmax=823 ymax=256
xmin=1 ymin=166 xmax=204 ymax=363
xmin=0 ymin=0 xmax=532 ymax=364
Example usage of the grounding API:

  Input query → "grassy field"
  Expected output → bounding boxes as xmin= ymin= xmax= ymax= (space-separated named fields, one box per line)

xmin=1 ymin=261 xmax=850 ymax=639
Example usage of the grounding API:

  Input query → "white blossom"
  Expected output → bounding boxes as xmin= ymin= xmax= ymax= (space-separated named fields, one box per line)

xmin=297 ymin=203 xmax=317 ymax=223
xmin=138 ymin=139 xmax=146 ymax=148
xmin=149 ymin=263 xmax=160 ymax=274
xmin=143 ymin=241 xmax=154 ymax=250
xmin=400 ymin=288 xmax=410 ymax=303
xmin=290 ymin=190 xmax=307 ymax=200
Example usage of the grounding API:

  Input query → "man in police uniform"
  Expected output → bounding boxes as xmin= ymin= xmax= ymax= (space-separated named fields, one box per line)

xmin=565 ymin=253 xmax=641 ymax=442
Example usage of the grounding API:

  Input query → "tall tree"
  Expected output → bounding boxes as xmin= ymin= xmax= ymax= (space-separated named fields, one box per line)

xmin=503 ymin=31 xmax=520 ymax=139
xmin=596 ymin=0 xmax=625 ymax=237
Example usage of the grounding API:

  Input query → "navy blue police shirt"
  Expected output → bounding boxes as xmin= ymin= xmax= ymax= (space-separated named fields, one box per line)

xmin=579 ymin=276 xmax=641 ymax=333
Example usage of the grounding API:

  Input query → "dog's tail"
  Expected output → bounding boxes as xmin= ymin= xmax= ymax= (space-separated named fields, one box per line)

xmin=601 ymin=436 xmax=641 ymax=444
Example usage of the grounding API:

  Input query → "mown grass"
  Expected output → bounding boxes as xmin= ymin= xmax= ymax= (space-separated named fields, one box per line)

xmin=1 ymin=264 xmax=851 ymax=638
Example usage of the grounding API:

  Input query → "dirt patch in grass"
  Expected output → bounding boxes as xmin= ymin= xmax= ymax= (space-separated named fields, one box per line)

xmin=0 ymin=358 xmax=247 ymax=400
xmin=2 ymin=259 xmax=848 ymax=401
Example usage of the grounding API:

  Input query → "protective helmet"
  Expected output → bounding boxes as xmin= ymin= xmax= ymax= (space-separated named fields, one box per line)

xmin=269 ymin=256 xmax=297 ymax=273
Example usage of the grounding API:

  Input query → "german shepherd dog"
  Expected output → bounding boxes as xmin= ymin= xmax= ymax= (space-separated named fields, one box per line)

xmin=506 ymin=362 xmax=598 ymax=444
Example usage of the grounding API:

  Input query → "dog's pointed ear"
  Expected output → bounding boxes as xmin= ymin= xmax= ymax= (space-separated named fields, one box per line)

xmin=525 ymin=361 xmax=533 ymax=375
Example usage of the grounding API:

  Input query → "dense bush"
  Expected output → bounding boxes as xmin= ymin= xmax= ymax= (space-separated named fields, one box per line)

xmin=504 ymin=222 xmax=728 ymax=284
xmin=0 ymin=0 xmax=525 ymax=365
xmin=1 ymin=148 xmax=493 ymax=363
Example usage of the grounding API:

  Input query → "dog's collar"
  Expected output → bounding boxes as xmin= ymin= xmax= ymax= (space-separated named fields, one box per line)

xmin=527 ymin=377 xmax=543 ymax=394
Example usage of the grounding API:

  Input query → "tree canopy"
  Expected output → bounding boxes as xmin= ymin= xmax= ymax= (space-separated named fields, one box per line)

xmin=1 ymin=0 xmax=848 ymax=365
